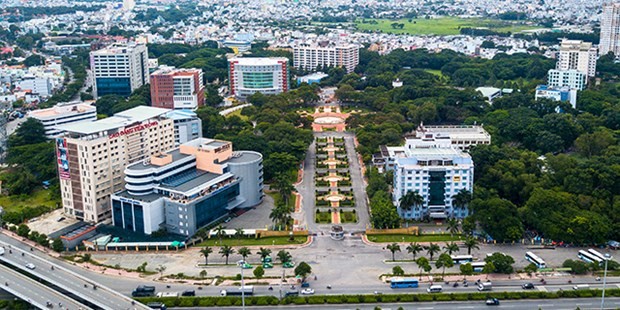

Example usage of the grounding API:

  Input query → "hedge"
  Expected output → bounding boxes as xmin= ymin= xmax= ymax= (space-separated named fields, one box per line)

xmin=135 ymin=288 xmax=620 ymax=307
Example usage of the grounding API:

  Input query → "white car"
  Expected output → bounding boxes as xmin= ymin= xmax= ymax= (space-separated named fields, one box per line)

xmin=300 ymin=288 xmax=315 ymax=295
xmin=25 ymin=263 xmax=35 ymax=270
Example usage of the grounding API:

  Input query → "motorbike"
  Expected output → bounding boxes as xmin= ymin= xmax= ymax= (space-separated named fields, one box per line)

xmin=463 ymin=282 xmax=469 ymax=287
xmin=327 ymin=285 xmax=332 ymax=289
xmin=453 ymin=282 xmax=459 ymax=287
xmin=268 ymin=286 xmax=273 ymax=291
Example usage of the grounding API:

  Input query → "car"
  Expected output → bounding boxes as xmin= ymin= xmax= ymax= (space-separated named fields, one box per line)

xmin=522 ymin=283 xmax=535 ymax=289
xmin=241 ymin=263 xmax=253 ymax=269
xmin=224 ymin=217 xmax=232 ymax=223
xmin=262 ymin=262 xmax=273 ymax=269
xmin=485 ymin=298 xmax=500 ymax=306
xmin=261 ymin=256 xmax=272 ymax=263
xmin=56 ymin=217 xmax=66 ymax=222
xmin=25 ymin=263 xmax=36 ymax=270
xmin=181 ymin=290 xmax=195 ymax=297
xmin=283 ymin=262 xmax=295 ymax=268
xmin=284 ymin=289 xmax=299 ymax=297
xmin=300 ymin=288 xmax=314 ymax=295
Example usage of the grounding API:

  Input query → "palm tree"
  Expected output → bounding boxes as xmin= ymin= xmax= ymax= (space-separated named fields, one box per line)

xmin=426 ymin=243 xmax=441 ymax=261
xmin=238 ymin=247 xmax=251 ymax=261
xmin=277 ymin=250 xmax=292 ymax=264
xmin=219 ymin=245 xmax=235 ymax=265
xmin=155 ymin=265 xmax=166 ymax=278
xmin=272 ymin=173 xmax=294 ymax=205
xmin=406 ymin=242 xmax=423 ymax=261
xmin=443 ymin=242 xmax=460 ymax=255
xmin=399 ymin=190 xmax=424 ymax=212
xmin=386 ymin=243 xmax=401 ymax=261
xmin=214 ymin=225 xmax=226 ymax=242
xmin=269 ymin=202 xmax=292 ymax=230
xmin=199 ymin=246 xmax=213 ymax=265
xmin=257 ymin=247 xmax=272 ymax=261
xmin=452 ymin=189 xmax=472 ymax=214
xmin=234 ymin=228 xmax=244 ymax=239
xmin=464 ymin=237 xmax=480 ymax=255
xmin=446 ymin=218 xmax=460 ymax=237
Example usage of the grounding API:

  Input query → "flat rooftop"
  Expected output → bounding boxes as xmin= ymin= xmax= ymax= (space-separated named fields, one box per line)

xmin=126 ymin=149 xmax=189 ymax=171
xmin=28 ymin=101 xmax=95 ymax=118
xmin=57 ymin=106 xmax=171 ymax=135
xmin=229 ymin=57 xmax=288 ymax=66
xmin=225 ymin=151 xmax=262 ymax=164
xmin=114 ymin=191 xmax=163 ymax=203
xmin=158 ymin=170 xmax=224 ymax=193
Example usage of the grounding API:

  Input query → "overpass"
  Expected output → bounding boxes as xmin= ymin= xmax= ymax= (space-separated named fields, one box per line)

xmin=0 ymin=242 xmax=149 ymax=310
xmin=0 ymin=264 xmax=90 ymax=310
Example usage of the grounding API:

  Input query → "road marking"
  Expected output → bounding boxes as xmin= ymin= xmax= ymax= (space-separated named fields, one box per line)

xmin=576 ymin=303 xmax=592 ymax=306
xmin=418 ymin=308 xmax=434 ymax=310
xmin=458 ymin=307 xmax=474 ymax=309
xmin=537 ymin=286 xmax=548 ymax=292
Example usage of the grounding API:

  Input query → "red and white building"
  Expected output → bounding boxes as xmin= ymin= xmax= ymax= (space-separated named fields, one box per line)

xmin=150 ymin=66 xmax=205 ymax=110
xmin=228 ymin=57 xmax=289 ymax=100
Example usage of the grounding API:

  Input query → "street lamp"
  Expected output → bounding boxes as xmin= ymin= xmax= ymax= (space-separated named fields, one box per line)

xmin=0 ymin=206 xmax=4 ymax=230
xmin=601 ymin=253 xmax=612 ymax=310
xmin=237 ymin=260 xmax=246 ymax=310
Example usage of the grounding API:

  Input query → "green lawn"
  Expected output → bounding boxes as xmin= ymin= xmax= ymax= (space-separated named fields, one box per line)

xmin=196 ymin=236 xmax=308 ymax=247
xmin=315 ymin=210 xmax=331 ymax=224
xmin=356 ymin=17 xmax=543 ymax=36
xmin=340 ymin=211 xmax=357 ymax=223
xmin=224 ymin=109 xmax=249 ymax=121
xmin=0 ymin=189 xmax=58 ymax=212
xmin=424 ymin=69 xmax=444 ymax=77
xmin=367 ymin=234 xmax=463 ymax=243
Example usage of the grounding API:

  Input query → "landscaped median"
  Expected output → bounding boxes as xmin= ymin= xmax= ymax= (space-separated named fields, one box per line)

xmin=135 ymin=288 xmax=620 ymax=307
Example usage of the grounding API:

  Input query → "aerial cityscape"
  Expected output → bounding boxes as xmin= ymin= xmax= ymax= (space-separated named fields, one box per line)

xmin=0 ymin=0 xmax=619 ymax=309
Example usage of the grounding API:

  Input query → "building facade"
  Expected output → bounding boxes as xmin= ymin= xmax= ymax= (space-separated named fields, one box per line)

xmin=391 ymin=137 xmax=474 ymax=220
xmin=556 ymin=39 xmax=597 ymax=78
xmin=535 ymin=85 xmax=577 ymax=109
xmin=228 ymin=57 xmax=289 ymax=99
xmin=293 ymin=42 xmax=359 ymax=73
xmin=600 ymin=3 xmax=620 ymax=56
xmin=27 ymin=101 xmax=97 ymax=138
xmin=55 ymin=106 xmax=175 ymax=223
xmin=14 ymin=77 xmax=53 ymax=97
xmin=547 ymin=69 xmax=587 ymax=91
xmin=165 ymin=109 xmax=203 ymax=146
xmin=150 ymin=66 xmax=205 ymax=110
xmin=91 ymin=43 xmax=149 ymax=98
xmin=111 ymin=138 xmax=263 ymax=236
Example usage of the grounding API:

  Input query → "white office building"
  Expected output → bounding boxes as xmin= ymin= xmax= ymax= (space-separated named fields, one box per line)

xmin=165 ymin=109 xmax=203 ymax=146
xmin=27 ymin=101 xmax=97 ymax=138
xmin=391 ymin=135 xmax=474 ymax=220
xmin=547 ymin=69 xmax=587 ymax=91
xmin=91 ymin=43 xmax=149 ymax=98
xmin=228 ymin=57 xmax=289 ymax=99
xmin=556 ymin=39 xmax=597 ymax=78
xmin=293 ymin=42 xmax=359 ymax=73
xmin=14 ymin=76 xmax=53 ymax=97
xmin=600 ymin=3 xmax=620 ymax=56
xmin=55 ymin=106 xmax=175 ymax=223
xmin=535 ymin=85 xmax=577 ymax=109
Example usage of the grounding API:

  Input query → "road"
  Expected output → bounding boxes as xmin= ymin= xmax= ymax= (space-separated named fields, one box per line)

xmin=213 ymin=297 xmax=620 ymax=310
xmin=0 ymin=264 xmax=91 ymax=310
xmin=0 ymin=239 xmax=149 ymax=310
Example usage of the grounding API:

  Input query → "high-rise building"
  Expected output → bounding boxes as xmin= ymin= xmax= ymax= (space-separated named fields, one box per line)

xmin=556 ymin=39 xmax=597 ymax=78
xmin=293 ymin=42 xmax=359 ymax=73
xmin=535 ymin=85 xmax=577 ymax=109
xmin=55 ymin=106 xmax=175 ymax=223
xmin=27 ymin=101 xmax=97 ymax=138
xmin=14 ymin=76 xmax=53 ymax=97
xmin=600 ymin=3 xmax=620 ymax=56
xmin=111 ymin=138 xmax=263 ymax=236
xmin=150 ymin=66 xmax=205 ymax=110
xmin=228 ymin=57 xmax=289 ymax=99
xmin=547 ymin=69 xmax=587 ymax=90
xmin=165 ymin=109 xmax=203 ymax=146
xmin=91 ymin=43 xmax=149 ymax=98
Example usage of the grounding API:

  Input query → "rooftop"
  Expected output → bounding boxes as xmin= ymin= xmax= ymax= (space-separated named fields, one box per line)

xmin=91 ymin=43 xmax=145 ymax=55
xmin=224 ymin=151 xmax=262 ymax=164
xmin=158 ymin=170 xmax=230 ymax=193
xmin=126 ymin=149 xmax=189 ymax=171
xmin=57 ymin=106 xmax=170 ymax=135
xmin=28 ymin=101 xmax=95 ymax=118
xmin=114 ymin=191 xmax=164 ymax=203
xmin=229 ymin=57 xmax=288 ymax=66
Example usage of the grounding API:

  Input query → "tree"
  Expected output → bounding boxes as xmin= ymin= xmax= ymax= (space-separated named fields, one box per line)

xmin=271 ymin=173 xmax=295 ymax=205
xmin=219 ymin=245 xmax=235 ymax=265
xmin=257 ymin=248 xmax=272 ymax=261
xmin=416 ymin=257 xmax=430 ymax=278
xmin=253 ymin=266 xmax=265 ymax=279
xmin=52 ymin=238 xmax=64 ymax=252
xmin=200 ymin=247 xmax=213 ymax=265
xmin=234 ymin=228 xmax=244 ymax=239
xmin=452 ymin=189 xmax=472 ymax=212
xmin=524 ymin=263 xmax=538 ymax=276
xmin=406 ymin=242 xmax=423 ymax=261
xmin=446 ymin=218 xmax=460 ymax=237
xmin=277 ymin=250 xmax=292 ymax=264
xmin=17 ymin=224 xmax=30 ymax=237
xmin=562 ymin=259 xmax=588 ymax=275
xmin=294 ymin=262 xmax=312 ymax=279
xmin=460 ymin=263 xmax=474 ymax=279
xmin=23 ymin=54 xmax=45 ymax=67
xmin=155 ymin=265 xmax=167 ymax=278
xmin=238 ymin=247 xmax=251 ymax=261
xmin=370 ymin=191 xmax=401 ymax=229
xmin=392 ymin=265 xmax=405 ymax=276
xmin=399 ymin=190 xmax=424 ymax=212
xmin=8 ymin=118 xmax=47 ymax=147
xmin=435 ymin=253 xmax=454 ymax=278
xmin=443 ymin=242 xmax=460 ymax=255
xmin=199 ymin=270 xmax=208 ymax=279
xmin=464 ymin=237 xmax=480 ymax=255
xmin=462 ymin=217 xmax=476 ymax=236
xmin=484 ymin=253 xmax=515 ymax=274
xmin=426 ymin=243 xmax=441 ymax=261
xmin=214 ymin=225 xmax=226 ymax=242
xmin=482 ymin=261 xmax=495 ymax=275
xmin=386 ymin=243 xmax=401 ymax=261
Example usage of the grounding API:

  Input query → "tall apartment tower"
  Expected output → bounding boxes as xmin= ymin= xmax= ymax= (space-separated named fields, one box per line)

xmin=55 ymin=106 xmax=175 ymax=223
xmin=556 ymin=39 xmax=597 ymax=78
xmin=600 ymin=3 xmax=620 ymax=56
xmin=228 ymin=57 xmax=289 ymax=99
xmin=293 ymin=42 xmax=359 ymax=73
xmin=150 ymin=66 xmax=205 ymax=110
xmin=91 ymin=43 xmax=149 ymax=98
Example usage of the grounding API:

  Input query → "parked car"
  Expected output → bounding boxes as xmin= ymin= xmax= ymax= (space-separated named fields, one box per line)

xmin=262 ymin=262 xmax=273 ymax=269
xmin=485 ymin=298 xmax=500 ymax=306
xmin=283 ymin=262 xmax=295 ymax=268
xmin=241 ymin=262 xmax=252 ymax=269
xmin=300 ymin=288 xmax=314 ymax=295
xmin=522 ymin=283 xmax=535 ymax=289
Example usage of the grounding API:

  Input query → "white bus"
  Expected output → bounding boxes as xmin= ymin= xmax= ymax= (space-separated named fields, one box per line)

xmin=525 ymin=252 xmax=546 ymax=269
xmin=578 ymin=250 xmax=603 ymax=266
xmin=427 ymin=285 xmax=442 ymax=293
xmin=587 ymin=249 xmax=610 ymax=262
xmin=471 ymin=262 xmax=486 ymax=272
xmin=451 ymin=255 xmax=473 ymax=264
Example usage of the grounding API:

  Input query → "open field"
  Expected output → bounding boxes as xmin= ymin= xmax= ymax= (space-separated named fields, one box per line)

xmin=367 ymin=233 xmax=463 ymax=243
xmin=0 ymin=189 xmax=58 ymax=212
xmin=355 ymin=17 xmax=543 ymax=36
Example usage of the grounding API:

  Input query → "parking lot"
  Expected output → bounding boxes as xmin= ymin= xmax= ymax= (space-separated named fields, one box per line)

xmin=26 ymin=209 xmax=78 ymax=235
xmin=224 ymin=194 xmax=275 ymax=230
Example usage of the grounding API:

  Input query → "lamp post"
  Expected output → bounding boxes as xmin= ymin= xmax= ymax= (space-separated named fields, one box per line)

xmin=601 ymin=253 xmax=612 ymax=310
xmin=237 ymin=260 xmax=246 ymax=310
xmin=0 ymin=206 xmax=4 ymax=230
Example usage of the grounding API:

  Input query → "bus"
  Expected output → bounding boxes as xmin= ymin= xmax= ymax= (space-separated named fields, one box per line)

xmin=525 ymin=252 xmax=546 ymax=269
xmin=451 ymin=255 xmax=473 ymax=264
xmin=471 ymin=262 xmax=486 ymax=272
xmin=390 ymin=277 xmax=419 ymax=288
xmin=587 ymin=249 xmax=610 ymax=262
xmin=578 ymin=250 xmax=603 ymax=266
